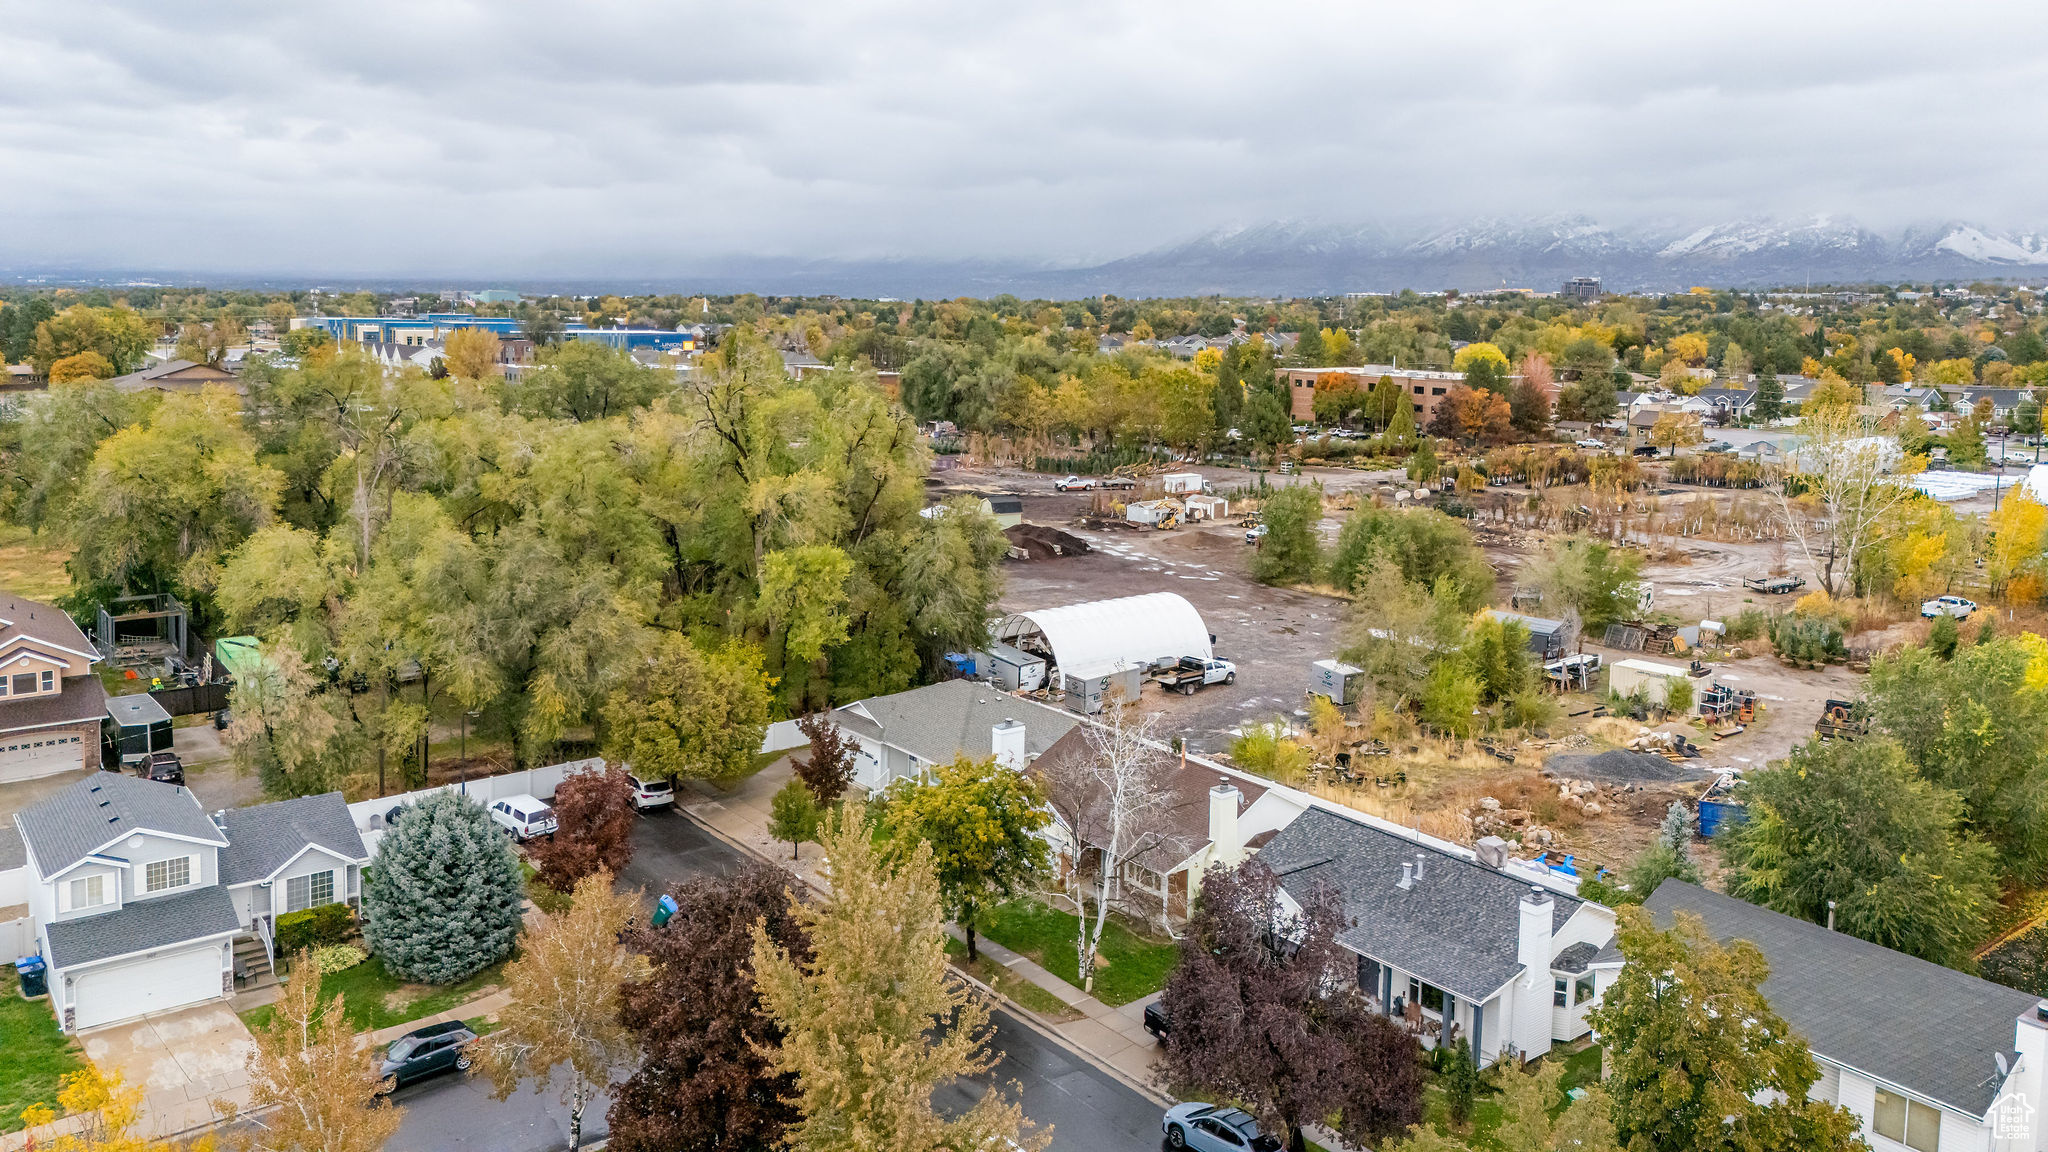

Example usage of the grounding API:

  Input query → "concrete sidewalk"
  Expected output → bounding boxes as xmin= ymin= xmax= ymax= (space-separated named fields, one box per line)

xmin=681 ymin=762 xmax=1169 ymax=1100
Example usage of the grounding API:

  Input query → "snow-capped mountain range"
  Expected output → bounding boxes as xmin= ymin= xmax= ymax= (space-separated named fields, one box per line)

xmin=1057 ymin=215 xmax=2048 ymax=297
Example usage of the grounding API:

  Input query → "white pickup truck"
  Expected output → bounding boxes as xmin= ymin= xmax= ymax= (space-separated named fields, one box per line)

xmin=1921 ymin=595 xmax=1977 ymax=619
xmin=1055 ymin=475 xmax=1097 ymax=491
xmin=1151 ymin=657 xmax=1237 ymax=695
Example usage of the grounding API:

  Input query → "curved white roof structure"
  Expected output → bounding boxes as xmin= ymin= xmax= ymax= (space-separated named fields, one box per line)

xmin=993 ymin=592 xmax=1212 ymax=675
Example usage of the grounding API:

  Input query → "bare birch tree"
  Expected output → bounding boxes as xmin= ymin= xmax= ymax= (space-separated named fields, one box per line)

xmin=1038 ymin=696 xmax=1172 ymax=994
xmin=1768 ymin=405 xmax=1925 ymax=596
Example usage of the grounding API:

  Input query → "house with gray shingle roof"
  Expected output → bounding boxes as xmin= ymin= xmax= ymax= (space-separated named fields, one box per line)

xmin=824 ymin=679 xmax=1084 ymax=794
xmin=0 ymin=592 xmax=107 ymax=785
xmin=1645 ymin=880 xmax=2048 ymax=1152
xmin=1255 ymin=805 xmax=1618 ymax=1069
xmin=7 ymin=774 xmax=366 ymax=1032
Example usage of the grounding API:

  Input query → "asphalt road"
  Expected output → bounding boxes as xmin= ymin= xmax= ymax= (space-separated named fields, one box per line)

xmin=389 ymin=805 xmax=1168 ymax=1152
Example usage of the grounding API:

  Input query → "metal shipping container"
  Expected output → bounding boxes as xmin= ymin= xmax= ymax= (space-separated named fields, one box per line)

xmin=1310 ymin=659 xmax=1366 ymax=706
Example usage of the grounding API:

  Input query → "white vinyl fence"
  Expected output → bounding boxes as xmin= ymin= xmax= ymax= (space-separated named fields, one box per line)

xmin=347 ymin=757 xmax=604 ymax=854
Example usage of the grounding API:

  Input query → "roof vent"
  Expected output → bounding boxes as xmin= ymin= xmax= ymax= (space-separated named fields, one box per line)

xmin=1397 ymin=861 xmax=1414 ymax=890
xmin=1413 ymin=851 xmax=1425 ymax=881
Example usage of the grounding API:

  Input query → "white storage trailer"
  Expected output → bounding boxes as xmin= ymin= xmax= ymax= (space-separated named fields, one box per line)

xmin=1062 ymin=662 xmax=1144 ymax=714
xmin=1161 ymin=472 xmax=1206 ymax=494
xmin=1606 ymin=658 xmax=1691 ymax=706
xmin=977 ymin=642 xmax=1047 ymax=692
xmin=1310 ymin=659 xmax=1366 ymax=706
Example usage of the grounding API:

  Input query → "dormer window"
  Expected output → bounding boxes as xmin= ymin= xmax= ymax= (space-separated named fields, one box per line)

xmin=40 ymin=670 xmax=52 ymax=692
xmin=145 ymin=857 xmax=192 ymax=893
xmin=68 ymin=874 xmax=109 ymax=910
xmin=10 ymin=673 xmax=34 ymax=696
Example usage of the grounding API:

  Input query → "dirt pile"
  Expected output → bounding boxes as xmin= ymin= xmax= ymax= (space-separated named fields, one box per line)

xmin=1004 ymin=524 xmax=1093 ymax=560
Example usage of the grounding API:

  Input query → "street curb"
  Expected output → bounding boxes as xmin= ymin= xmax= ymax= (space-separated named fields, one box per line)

xmin=672 ymin=805 xmax=1175 ymax=1110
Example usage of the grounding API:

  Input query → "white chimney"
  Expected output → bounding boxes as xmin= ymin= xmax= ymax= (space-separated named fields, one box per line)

xmin=1514 ymin=885 xmax=1556 ymax=1062
xmin=991 ymin=718 xmax=1027 ymax=770
xmin=1209 ymin=781 xmax=1241 ymax=863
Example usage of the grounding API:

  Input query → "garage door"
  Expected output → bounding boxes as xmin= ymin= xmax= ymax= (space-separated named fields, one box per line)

xmin=0 ymin=733 xmax=87 ymax=785
xmin=71 ymin=943 xmax=222 ymax=1031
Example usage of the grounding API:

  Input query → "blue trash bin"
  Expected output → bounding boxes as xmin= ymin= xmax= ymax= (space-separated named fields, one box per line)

xmin=16 ymin=955 xmax=47 ymax=999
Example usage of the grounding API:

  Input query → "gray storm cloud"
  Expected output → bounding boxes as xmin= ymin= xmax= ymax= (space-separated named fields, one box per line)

xmin=1 ymin=0 xmax=2044 ymax=277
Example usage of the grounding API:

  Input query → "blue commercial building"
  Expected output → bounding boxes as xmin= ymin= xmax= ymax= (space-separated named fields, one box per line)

xmin=295 ymin=314 xmax=699 ymax=353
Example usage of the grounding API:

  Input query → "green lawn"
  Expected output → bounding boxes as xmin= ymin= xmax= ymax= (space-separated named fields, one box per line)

xmin=0 ymin=995 xmax=84 ymax=1133
xmin=1419 ymin=1043 xmax=1605 ymax=1146
xmin=944 ymin=936 xmax=1079 ymax=1020
xmin=239 ymin=955 xmax=508 ymax=1034
xmin=0 ymin=523 xmax=72 ymax=603
xmin=974 ymin=898 xmax=1178 ymax=1007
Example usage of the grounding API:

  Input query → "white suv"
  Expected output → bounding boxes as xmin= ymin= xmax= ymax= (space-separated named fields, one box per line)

xmin=630 ymin=774 xmax=674 ymax=810
xmin=488 ymin=794 xmax=557 ymax=841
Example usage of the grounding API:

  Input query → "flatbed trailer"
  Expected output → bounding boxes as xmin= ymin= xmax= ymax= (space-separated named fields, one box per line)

xmin=1742 ymin=574 xmax=1806 ymax=595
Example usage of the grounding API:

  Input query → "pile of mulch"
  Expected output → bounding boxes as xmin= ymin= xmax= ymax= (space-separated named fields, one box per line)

xmin=1004 ymin=524 xmax=1092 ymax=560
xmin=1544 ymin=749 xmax=1704 ymax=785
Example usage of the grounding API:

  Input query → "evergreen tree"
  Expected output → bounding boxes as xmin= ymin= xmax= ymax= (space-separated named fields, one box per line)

xmin=1382 ymin=392 xmax=1417 ymax=450
xmin=363 ymin=790 xmax=525 ymax=984
xmin=1751 ymin=369 xmax=1783 ymax=422
xmin=1291 ymin=326 xmax=1329 ymax=367
xmin=1406 ymin=437 xmax=1437 ymax=484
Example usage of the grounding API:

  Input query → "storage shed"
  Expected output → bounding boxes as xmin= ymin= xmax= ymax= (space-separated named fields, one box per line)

xmin=1484 ymin=610 xmax=1572 ymax=660
xmin=1607 ymin=658 xmax=1692 ymax=706
xmin=993 ymin=593 xmax=1214 ymax=680
xmin=104 ymin=693 xmax=174 ymax=764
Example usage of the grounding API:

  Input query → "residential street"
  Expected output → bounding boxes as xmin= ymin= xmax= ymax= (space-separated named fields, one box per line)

xmin=390 ymin=806 xmax=1167 ymax=1152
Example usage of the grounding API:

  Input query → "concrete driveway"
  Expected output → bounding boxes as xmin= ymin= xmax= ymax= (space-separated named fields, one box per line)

xmin=80 ymin=1001 xmax=255 ymax=1137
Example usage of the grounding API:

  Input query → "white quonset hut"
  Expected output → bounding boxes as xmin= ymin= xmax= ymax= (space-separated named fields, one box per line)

xmin=992 ymin=592 xmax=1213 ymax=679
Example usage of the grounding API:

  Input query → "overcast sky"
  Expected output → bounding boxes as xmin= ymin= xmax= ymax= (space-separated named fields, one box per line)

xmin=4 ymin=0 xmax=2047 ymax=278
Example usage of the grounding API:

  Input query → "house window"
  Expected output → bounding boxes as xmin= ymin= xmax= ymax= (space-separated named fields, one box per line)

xmin=11 ymin=673 xmax=34 ymax=695
xmin=286 ymin=870 xmax=336 ymax=913
xmin=69 ymin=874 xmax=108 ymax=910
xmin=1407 ymin=977 xmax=1445 ymax=1014
xmin=1554 ymin=978 xmax=1569 ymax=1007
xmin=41 ymin=670 xmax=54 ymax=692
xmin=145 ymin=857 xmax=191 ymax=893
xmin=1874 ymin=1088 xmax=1940 ymax=1152
xmin=1575 ymin=974 xmax=1596 ymax=1005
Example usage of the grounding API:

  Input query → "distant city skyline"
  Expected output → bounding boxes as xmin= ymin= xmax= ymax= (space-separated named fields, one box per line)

xmin=4 ymin=1 xmax=2047 ymax=279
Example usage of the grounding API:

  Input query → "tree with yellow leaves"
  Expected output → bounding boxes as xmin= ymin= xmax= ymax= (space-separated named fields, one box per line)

xmin=1667 ymin=332 xmax=1710 ymax=367
xmin=222 ymin=950 xmax=401 ymax=1152
xmin=483 ymin=870 xmax=650 ymax=1150
xmin=19 ymin=1065 xmax=214 ymax=1152
xmin=1451 ymin=342 xmax=1508 ymax=374
xmin=1988 ymin=492 xmax=2048 ymax=603
xmin=442 ymin=327 xmax=502 ymax=382
xmin=1804 ymin=369 xmax=1861 ymax=412
xmin=752 ymin=800 xmax=1044 ymax=1152
xmin=1924 ymin=357 xmax=1976 ymax=387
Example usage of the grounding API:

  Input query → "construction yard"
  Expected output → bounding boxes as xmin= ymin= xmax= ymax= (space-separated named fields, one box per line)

xmin=939 ymin=458 xmax=1906 ymax=879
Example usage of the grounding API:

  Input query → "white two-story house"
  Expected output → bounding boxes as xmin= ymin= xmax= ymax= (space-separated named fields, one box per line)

xmin=12 ymin=773 xmax=368 ymax=1032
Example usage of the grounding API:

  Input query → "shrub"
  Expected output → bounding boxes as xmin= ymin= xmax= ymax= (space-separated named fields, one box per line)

xmin=275 ymin=902 xmax=355 ymax=953
xmin=1769 ymin=614 xmax=1846 ymax=665
xmin=1231 ymin=721 xmax=1313 ymax=783
xmin=1723 ymin=608 xmax=1770 ymax=642
xmin=1663 ymin=675 xmax=1695 ymax=717
xmin=312 ymin=944 xmax=367 ymax=973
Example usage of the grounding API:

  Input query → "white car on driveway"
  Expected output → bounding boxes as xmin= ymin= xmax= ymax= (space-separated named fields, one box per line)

xmin=488 ymin=793 xmax=557 ymax=840
xmin=1921 ymin=595 xmax=1977 ymax=619
xmin=630 ymin=774 xmax=674 ymax=810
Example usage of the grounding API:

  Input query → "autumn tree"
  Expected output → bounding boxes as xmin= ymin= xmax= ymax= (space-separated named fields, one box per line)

xmin=884 ymin=754 xmax=1049 ymax=961
xmin=528 ymin=764 xmax=638 ymax=891
xmin=1160 ymin=860 xmax=1424 ymax=1152
xmin=227 ymin=949 xmax=403 ymax=1152
xmin=1593 ymin=907 xmax=1865 ymax=1152
xmin=1508 ymin=375 xmax=1552 ymax=437
xmin=49 ymin=351 xmax=114 ymax=383
xmin=602 ymin=633 xmax=772 ymax=784
xmin=1528 ymin=535 xmax=1643 ymax=631
xmin=484 ymin=872 xmax=650 ymax=1151
xmin=794 ymin=710 xmax=858 ymax=803
xmin=1428 ymin=385 xmax=1512 ymax=445
xmin=18 ymin=1066 xmax=186 ymax=1152
xmin=609 ymin=865 xmax=808 ymax=1152
xmin=507 ymin=339 xmax=666 ymax=421
xmin=442 ymin=327 xmax=502 ymax=382
xmin=1648 ymin=411 xmax=1706 ymax=456
xmin=1770 ymin=405 xmax=1927 ymax=595
xmin=751 ymin=800 xmax=1042 ymax=1152
xmin=223 ymin=639 xmax=345 ymax=797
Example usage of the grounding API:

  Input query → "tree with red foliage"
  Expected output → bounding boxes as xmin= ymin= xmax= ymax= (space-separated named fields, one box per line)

xmin=607 ymin=864 xmax=808 ymax=1152
xmin=528 ymin=765 xmax=637 ymax=892
xmin=1158 ymin=860 xmax=1424 ymax=1152
xmin=793 ymin=711 xmax=856 ymax=804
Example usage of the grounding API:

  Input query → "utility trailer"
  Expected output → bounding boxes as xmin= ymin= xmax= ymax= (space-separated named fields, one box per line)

xmin=1742 ymin=574 xmax=1806 ymax=595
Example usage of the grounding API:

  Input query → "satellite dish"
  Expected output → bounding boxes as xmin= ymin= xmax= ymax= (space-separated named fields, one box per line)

xmin=1997 ymin=1052 xmax=2011 ymax=1077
